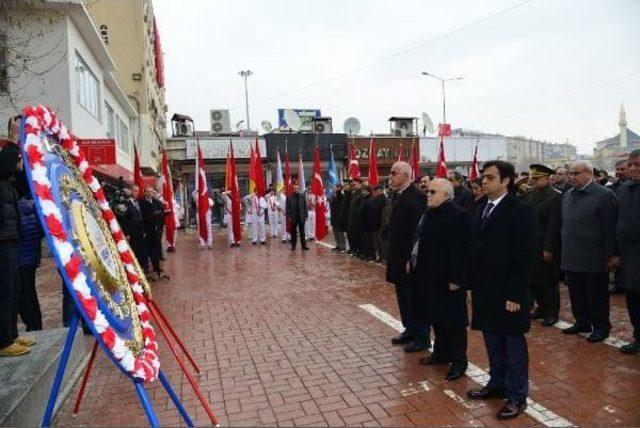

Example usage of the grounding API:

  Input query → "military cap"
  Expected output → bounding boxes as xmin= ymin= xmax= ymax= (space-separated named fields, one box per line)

xmin=529 ymin=164 xmax=555 ymax=178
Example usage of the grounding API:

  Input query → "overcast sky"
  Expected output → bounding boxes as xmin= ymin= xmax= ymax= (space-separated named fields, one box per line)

xmin=154 ymin=0 xmax=640 ymax=154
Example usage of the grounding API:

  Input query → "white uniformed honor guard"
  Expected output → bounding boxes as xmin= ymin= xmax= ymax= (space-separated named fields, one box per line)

xmin=250 ymin=189 xmax=267 ymax=244
xmin=276 ymin=189 xmax=288 ymax=242
xmin=267 ymin=188 xmax=278 ymax=238
xmin=305 ymin=190 xmax=316 ymax=240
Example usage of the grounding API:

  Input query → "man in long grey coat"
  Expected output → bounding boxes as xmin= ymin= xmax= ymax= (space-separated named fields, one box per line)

xmin=561 ymin=160 xmax=618 ymax=343
xmin=615 ymin=150 xmax=640 ymax=354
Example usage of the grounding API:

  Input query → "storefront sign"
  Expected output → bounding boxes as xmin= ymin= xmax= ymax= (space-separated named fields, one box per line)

xmin=77 ymin=138 xmax=116 ymax=165
xmin=185 ymin=138 xmax=266 ymax=160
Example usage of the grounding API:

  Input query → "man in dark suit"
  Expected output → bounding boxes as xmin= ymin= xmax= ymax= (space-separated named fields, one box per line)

xmin=525 ymin=164 xmax=562 ymax=326
xmin=386 ymin=161 xmax=429 ymax=353
xmin=449 ymin=171 xmax=475 ymax=212
xmin=122 ymin=185 xmax=147 ymax=271
xmin=140 ymin=186 xmax=165 ymax=279
xmin=286 ymin=184 xmax=309 ymax=251
xmin=466 ymin=160 xmax=536 ymax=421
xmin=616 ymin=150 xmax=640 ymax=354
xmin=561 ymin=160 xmax=618 ymax=342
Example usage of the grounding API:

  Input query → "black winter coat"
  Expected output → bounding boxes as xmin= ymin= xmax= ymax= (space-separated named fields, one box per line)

xmin=616 ymin=180 xmax=640 ymax=291
xmin=339 ymin=190 xmax=352 ymax=231
xmin=386 ymin=184 xmax=425 ymax=286
xmin=286 ymin=191 xmax=308 ymax=222
xmin=413 ymin=202 xmax=470 ymax=327
xmin=525 ymin=185 xmax=561 ymax=285
xmin=329 ymin=192 xmax=342 ymax=228
xmin=469 ymin=193 xmax=537 ymax=334
xmin=0 ymin=143 xmax=21 ymax=242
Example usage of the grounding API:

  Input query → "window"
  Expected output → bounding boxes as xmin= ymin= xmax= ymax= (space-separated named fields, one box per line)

xmin=117 ymin=117 xmax=130 ymax=154
xmin=75 ymin=53 xmax=100 ymax=119
xmin=99 ymin=25 xmax=109 ymax=45
xmin=0 ymin=34 xmax=7 ymax=93
xmin=105 ymin=102 xmax=115 ymax=138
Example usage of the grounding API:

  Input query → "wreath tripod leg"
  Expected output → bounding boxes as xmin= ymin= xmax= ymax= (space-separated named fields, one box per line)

xmin=41 ymin=313 xmax=80 ymax=427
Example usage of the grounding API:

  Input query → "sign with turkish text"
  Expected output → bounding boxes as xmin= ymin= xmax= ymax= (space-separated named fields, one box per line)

xmin=77 ymin=138 xmax=116 ymax=165
xmin=185 ymin=138 xmax=266 ymax=160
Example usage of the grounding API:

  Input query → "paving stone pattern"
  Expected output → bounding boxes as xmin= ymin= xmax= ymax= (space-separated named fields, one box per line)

xmin=23 ymin=230 xmax=638 ymax=426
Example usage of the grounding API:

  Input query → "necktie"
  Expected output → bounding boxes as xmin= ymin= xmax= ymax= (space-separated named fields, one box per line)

xmin=481 ymin=202 xmax=495 ymax=225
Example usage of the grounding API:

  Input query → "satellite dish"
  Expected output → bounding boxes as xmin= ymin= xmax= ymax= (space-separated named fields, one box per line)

xmin=343 ymin=117 xmax=361 ymax=136
xmin=421 ymin=112 xmax=434 ymax=134
xmin=261 ymin=120 xmax=272 ymax=132
xmin=283 ymin=109 xmax=302 ymax=131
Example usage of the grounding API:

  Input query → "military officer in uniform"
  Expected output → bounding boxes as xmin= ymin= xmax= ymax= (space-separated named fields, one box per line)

xmin=525 ymin=164 xmax=562 ymax=326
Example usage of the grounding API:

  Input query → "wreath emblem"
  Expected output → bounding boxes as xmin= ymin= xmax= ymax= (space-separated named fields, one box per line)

xmin=21 ymin=105 xmax=159 ymax=381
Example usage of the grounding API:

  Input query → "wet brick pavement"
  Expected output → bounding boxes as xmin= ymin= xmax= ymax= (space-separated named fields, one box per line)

xmin=23 ymin=229 xmax=639 ymax=426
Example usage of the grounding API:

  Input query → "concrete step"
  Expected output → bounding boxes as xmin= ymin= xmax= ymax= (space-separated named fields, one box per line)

xmin=0 ymin=327 xmax=92 ymax=427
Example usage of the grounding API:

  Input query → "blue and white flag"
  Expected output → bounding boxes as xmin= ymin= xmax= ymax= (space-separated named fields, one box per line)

xmin=327 ymin=149 xmax=339 ymax=198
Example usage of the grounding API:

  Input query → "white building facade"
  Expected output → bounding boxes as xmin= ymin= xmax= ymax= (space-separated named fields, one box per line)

xmin=0 ymin=0 xmax=137 ymax=183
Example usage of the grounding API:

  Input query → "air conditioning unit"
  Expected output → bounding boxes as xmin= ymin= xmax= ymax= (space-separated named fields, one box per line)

xmin=311 ymin=117 xmax=332 ymax=134
xmin=389 ymin=117 xmax=415 ymax=137
xmin=210 ymin=109 xmax=231 ymax=134
xmin=179 ymin=122 xmax=191 ymax=136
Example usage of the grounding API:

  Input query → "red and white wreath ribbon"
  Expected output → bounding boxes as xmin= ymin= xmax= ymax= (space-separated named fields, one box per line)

xmin=22 ymin=105 xmax=159 ymax=382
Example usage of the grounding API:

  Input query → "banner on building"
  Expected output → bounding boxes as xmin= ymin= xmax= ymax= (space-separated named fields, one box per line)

xmin=277 ymin=109 xmax=321 ymax=131
xmin=185 ymin=138 xmax=266 ymax=159
xmin=76 ymin=138 xmax=116 ymax=165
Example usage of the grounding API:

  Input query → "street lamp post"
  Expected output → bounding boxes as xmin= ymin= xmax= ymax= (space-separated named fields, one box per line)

xmin=421 ymin=71 xmax=463 ymax=125
xmin=238 ymin=70 xmax=253 ymax=131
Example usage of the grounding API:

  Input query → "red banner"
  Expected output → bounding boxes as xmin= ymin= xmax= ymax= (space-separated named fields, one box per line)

xmin=77 ymin=138 xmax=116 ymax=165
xmin=438 ymin=123 xmax=452 ymax=137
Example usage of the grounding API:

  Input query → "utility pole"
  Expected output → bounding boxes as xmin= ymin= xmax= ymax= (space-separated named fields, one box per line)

xmin=239 ymin=70 xmax=253 ymax=131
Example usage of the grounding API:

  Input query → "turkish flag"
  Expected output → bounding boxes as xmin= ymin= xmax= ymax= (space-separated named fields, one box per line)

xmin=436 ymin=137 xmax=448 ymax=178
xmin=311 ymin=146 xmax=327 ymax=241
xmin=368 ymin=137 xmax=378 ymax=187
xmin=348 ymin=144 xmax=361 ymax=180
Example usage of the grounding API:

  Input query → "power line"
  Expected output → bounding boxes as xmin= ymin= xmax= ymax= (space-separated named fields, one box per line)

xmin=230 ymin=0 xmax=536 ymax=110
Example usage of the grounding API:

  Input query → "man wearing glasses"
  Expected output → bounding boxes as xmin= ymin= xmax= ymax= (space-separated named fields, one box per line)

xmin=561 ymin=160 xmax=618 ymax=343
xmin=553 ymin=167 xmax=572 ymax=193
xmin=386 ymin=162 xmax=430 ymax=353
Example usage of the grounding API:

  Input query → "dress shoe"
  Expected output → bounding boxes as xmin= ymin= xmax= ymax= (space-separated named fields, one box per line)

xmin=530 ymin=310 xmax=544 ymax=320
xmin=620 ymin=341 xmax=640 ymax=354
xmin=0 ymin=342 xmax=30 ymax=357
xmin=252 ymin=241 xmax=257 ymax=245
xmin=391 ymin=334 xmax=413 ymax=345
xmin=15 ymin=336 xmax=37 ymax=347
xmin=562 ymin=323 xmax=591 ymax=335
xmin=587 ymin=330 xmax=609 ymax=343
xmin=404 ymin=341 xmax=430 ymax=353
xmin=419 ymin=355 xmax=449 ymax=366
xmin=302 ymin=246 xmax=310 ymax=251
xmin=496 ymin=399 xmax=527 ymax=420
xmin=445 ymin=362 xmax=468 ymax=381
xmin=291 ymin=247 xmax=296 ymax=251
xmin=541 ymin=317 xmax=558 ymax=327
xmin=467 ymin=387 xmax=506 ymax=400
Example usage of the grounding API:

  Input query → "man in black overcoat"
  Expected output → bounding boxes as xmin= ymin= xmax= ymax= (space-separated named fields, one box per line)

xmin=561 ymin=160 xmax=618 ymax=342
xmin=411 ymin=178 xmax=470 ymax=380
xmin=466 ymin=160 xmax=537 ymax=421
xmin=525 ymin=164 xmax=562 ymax=326
xmin=123 ymin=185 xmax=148 ymax=271
xmin=140 ymin=186 xmax=165 ymax=279
xmin=615 ymin=150 xmax=640 ymax=354
xmin=285 ymin=184 xmax=309 ymax=251
xmin=386 ymin=161 xmax=429 ymax=353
